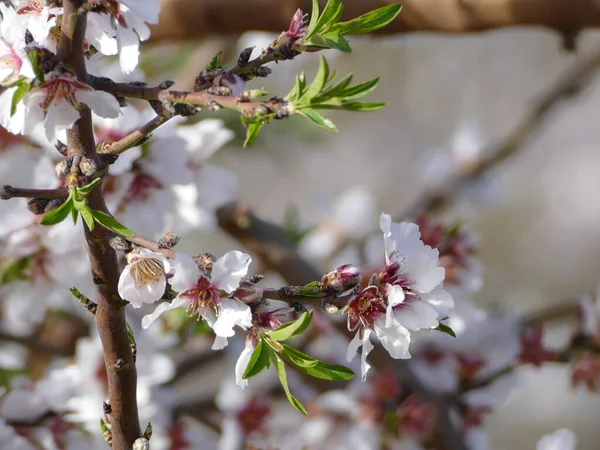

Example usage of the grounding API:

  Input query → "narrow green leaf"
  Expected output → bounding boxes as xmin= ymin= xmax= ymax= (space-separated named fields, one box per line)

xmin=313 ymin=73 xmax=354 ymax=102
xmin=316 ymin=101 xmax=386 ymax=112
xmin=77 ymin=178 xmax=102 ymax=196
xmin=40 ymin=196 xmax=73 ymax=226
xmin=322 ymin=32 xmax=352 ymax=53
xmin=271 ymin=353 xmax=307 ymax=415
xmin=11 ymin=82 xmax=31 ymax=116
xmin=306 ymin=0 xmax=321 ymax=38
xmin=0 ymin=257 xmax=30 ymax=285
xmin=281 ymin=344 xmax=355 ymax=380
xmin=91 ymin=210 xmax=135 ymax=237
xmin=434 ymin=323 xmax=456 ymax=338
xmin=126 ymin=322 xmax=137 ymax=347
xmin=71 ymin=206 xmax=79 ymax=225
xmin=313 ymin=0 xmax=343 ymax=35
xmin=243 ymin=339 xmax=272 ymax=378
xmin=337 ymin=77 xmax=380 ymax=101
xmin=267 ymin=311 xmax=313 ymax=342
xmin=27 ymin=50 xmax=44 ymax=82
xmin=300 ymin=56 xmax=330 ymax=102
xmin=80 ymin=207 xmax=95 ymax=230
xmin=244 ymin=122 xmax=263 ymax=148
xmin=298 ymin=108 xmax=338 ymax=132
xmin=329 ymin=4 xmax=402 ymax=35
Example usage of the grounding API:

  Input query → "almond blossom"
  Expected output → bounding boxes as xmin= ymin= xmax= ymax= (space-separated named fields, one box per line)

xmin=118 ymin=248 xmax=171 ymax=308
xmin=3 ymin=72 xmax=121 ymax=143
xmin=142 ymin=251 xmax=253 ymax=350
xmin=345 ymin=213 xmax=453 ymax=379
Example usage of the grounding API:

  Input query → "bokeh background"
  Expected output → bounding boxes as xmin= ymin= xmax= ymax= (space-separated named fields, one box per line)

xmin=143 ymin=26 xmax=600 ymax=449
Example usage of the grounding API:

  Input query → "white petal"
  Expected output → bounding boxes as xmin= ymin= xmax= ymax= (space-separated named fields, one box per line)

xmin=393 ymin=301 xmax=439 ymax=331
xmin=77 ymin=90 xmax=121 ymax=119
xmin=211 ymin=251 xmax=251 ymax=293
xmin=212 ymin=335 xmax=228 ymax=350
xmin=360 ymin=329 xmax=374 ymax=381
xmin=141 ymin=297 xmax=188 ymax=329
xmin=421 ymin=287 xmax=454 ymax=318
xmin=212 ymin=299 xmax=252 ymax=338
xmin=373 ymin=317 xmax=411 ymax=359
xmin=404 ymin=245 xmax=445 ymax=293
xmin=117 ymin=266 xmax=166 ymax=308
xmin=385 ymin=285 xmax=405 ymax=328
xmin=44 ymin=101 xmax=79 ymax=142
xmin=169 ymin=253 xmax=200 ymax=293
xmin=117 ymin=26 xmax=140 ymax=74
xmin=235 ymin=341 xmax=255 ymax=389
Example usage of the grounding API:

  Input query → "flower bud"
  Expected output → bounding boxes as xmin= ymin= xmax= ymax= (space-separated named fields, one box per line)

xmin=319 ymin=264 xmax=362 ymax=293
xmin=158 ymin=233 xmax=180 ymax=249
xmin=132 ymin=437 xmax=149 ymax=450
xmin=234 ymin=281 xmax=264 ymax=303
xmin=237 ymin=46 xmax=254 ymax=66
xmin=55 ymin=158 xmax=72 ymax=178
xmin=27 ymin=198 xmax=49 ymax=214
xmin=193 ymin=253 xmax=216 ymax=273
xmin=79 ymin=157 xmax=97 ymax=177
xmin=215 ymin=72 xmax=246 ymax=96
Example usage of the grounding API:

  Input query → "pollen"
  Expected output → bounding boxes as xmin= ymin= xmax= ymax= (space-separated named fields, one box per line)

xmin=131 ymin=258 xmax=163 ymax=286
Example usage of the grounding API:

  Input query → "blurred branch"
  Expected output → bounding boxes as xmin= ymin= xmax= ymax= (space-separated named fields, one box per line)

xmin=152 ymin=0 xmax=600 ymax=42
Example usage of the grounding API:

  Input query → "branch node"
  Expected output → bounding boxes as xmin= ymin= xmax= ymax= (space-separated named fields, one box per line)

xmin=0 ymin=185 xmax=16 ymax=200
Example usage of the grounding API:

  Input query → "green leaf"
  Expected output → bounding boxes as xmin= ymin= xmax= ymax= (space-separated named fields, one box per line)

xmin=11 ymin=82 xmax=31 ymax=116
xmin=80 ymin=206 xmax=95 ymax=230
xmin=244 ymin=122 xmax=264 ymax=148
xmin=300 ymin=56 xmax=330 ymax=102
xmin=126 ymin=322 xmax=136 ymax=348
xmin=280 ymin=344 xmax=355 ymax=380
xmin=298 ymin=108 xmax=338 ymax=132
xmin=307 ymin=0 xmax=320 ymax=38
xmin=271 ymin=353 xmax=307 ymax=415
xmin=337 ymin=77 xmax=380 ymax=101
xmin=0 ymin=257 xmax=30 ymax=285
xmin=329 ymin=4 xmax=402 ymax=35
xmin=316 ymin=101 xmax=386 ymax=112
xmin=40 ymin=195 xmax=73 ymax=226
xmin=313 ymin=73 xmax=354 ymax=102
xmin=313 ymin=0 xmax=344 ymax=36
xmin=27 ymin=50 xmax=44 ymax=82
xmin=205 ymin=51 xmax=224 ymax=74
xmin=90 ymin=210 xmax=135 ymax=237
xmin=77 ymin=178 xmax=102 ymax=196
xmin=243 ymin=339 xmax=273 ymax=379
xmin=267 ymin=311 xmax=313 ymax=342
xmin=0 ymin=367 xmax=29 ymax=389
xmin=321 ymin=32 xmax=352 ymax=53
xmin=434 ymin=322 xmax=456 ymax=338
xmin=71 ymin=206 xmax=79 ymax=225
xmin=286 ymin=72 xmax=307 ymax=102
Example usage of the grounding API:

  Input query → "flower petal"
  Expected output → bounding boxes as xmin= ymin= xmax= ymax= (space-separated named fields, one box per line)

xmin=385 ymin=284 xmax=405 ymax=328
xmin=141 ymin=297 xmax=188 ymax=329
xmin=235 ymin=340 xmax=255 ymax=389
xmin=118 ymin=265 xmax=166 ymax=308
xmin=170 ymin=253 xmax=199 ymax=293
xmin=212 ymin=298 xmax=252 ymax=338
xmin=373 ymin=317 xmax=411 ymax=359
xmin=211 ymin=251 xmax=251 ymax=293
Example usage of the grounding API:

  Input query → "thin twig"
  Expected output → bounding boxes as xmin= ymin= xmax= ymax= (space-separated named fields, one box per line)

xmin=0 ymin=186 xmax=68 ymax=200
xmin=100 ymin=114 xmax=172 ymax=156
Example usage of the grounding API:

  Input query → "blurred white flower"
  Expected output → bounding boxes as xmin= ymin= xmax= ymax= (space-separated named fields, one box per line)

xmin=0 ymin=4 xmax=35 ymax=86
xmin=536 ymin=428 xmax=577 ymax=450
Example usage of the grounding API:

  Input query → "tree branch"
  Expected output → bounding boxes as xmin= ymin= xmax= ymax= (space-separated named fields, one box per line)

xmin=60 ymin=2 xmax=141 ymax=448
xmin=151 ymin=0 xmax=600 ymax=42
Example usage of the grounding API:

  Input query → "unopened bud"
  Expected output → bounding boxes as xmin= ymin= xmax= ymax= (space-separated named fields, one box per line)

xmin=55 ymin=158 xmax=72 ymax=178
xmin=215 ymin=72 xmax=246 ymax=96
xmin=43 ymin=198 xmax=66 ymax=214
xmin=252 ymin=66 xmax=272 ymax=78
xmin=55 ymin=141 xmax=68 ymax=156
xmin=133 ymin=437 xmax=150 ymax=450
xmin=109 ymin=236 xmax=132 ymax=252
xmin=79 ymin=157 xmax=97 ymax=177
xmin=319 ymin=264 xmax=362 ymax=294
xmin=27 ymin=198 xmax=49 ymax=214
xmin=193 ymin=253 xmax=216 ymax=273
xmin=237 ymin=46 xmax=254 ymax=66
xmin=158 ymin=233 xmax=180 ymax=249
xmin=234 ymin=281 xmax=263 ymax=303
xmin=1 ymin=185 xmax=15 ymax=200
xmin=158 ymin=80 xmax=175 ymax=90
xmin=208 ymin=100 xmax=223 ymax=111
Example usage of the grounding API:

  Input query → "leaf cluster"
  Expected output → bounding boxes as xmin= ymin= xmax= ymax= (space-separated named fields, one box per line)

xmin=242 ymin=311 xmax=355 ymax=414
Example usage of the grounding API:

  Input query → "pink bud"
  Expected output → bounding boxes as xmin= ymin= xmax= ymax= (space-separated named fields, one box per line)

xmin=234 ymin=281 xmax=263 ymax=303
xmin=319 ymin=264 xmax=362 ymax=293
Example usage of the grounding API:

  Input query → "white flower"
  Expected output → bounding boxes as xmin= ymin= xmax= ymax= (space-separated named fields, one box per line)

xmin=118 ymin=248 xmax=171 ymax=308
xmin=235 ymin=337 xmax=256 ymax=389
xmin=8 ymin=72 xmax=121 ymax=142
xmin=0 ymin=4 xmax=35 ymax=86
xmin=9 ymin=1 xmax=58 ymax=47
xmin=536 ymin=428 xmax=577 ymax=450
xmin=142 ymin=251 xmax=253 ymax=350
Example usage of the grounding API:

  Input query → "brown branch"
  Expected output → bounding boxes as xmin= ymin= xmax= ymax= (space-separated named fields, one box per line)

xmin=0 ymin=328 xmax=74 ymax=357
xmin=89 ymin=76 xmax=293 ymax=119
xmin=60 ymin=3 xmax=141 ymax=448
xmin=151 ymin=0 xmax=600 ymax=42
xmin=124 ymin=233 xmax=176 ymax=259
xmin=0 ymin=186 xmax=68 ymax=200
xmin=100 ymin=114 xmax=172 ymax=156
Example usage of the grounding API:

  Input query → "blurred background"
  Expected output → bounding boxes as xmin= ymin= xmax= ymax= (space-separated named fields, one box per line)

xmin=144 ymin=15 xmax=600 ymax=450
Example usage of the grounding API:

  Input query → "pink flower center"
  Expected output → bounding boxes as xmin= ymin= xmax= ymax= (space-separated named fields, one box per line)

xmin=38 ymin=74 xmax=91 ymax=111
xmin=0 ymin=40 xmax=24 ymax=85
xmin=236 ymin=398 xmax=270 ymax=435
xmin=181 ymin=276 xmax=220 ymax=320
xmin=127 ymin=173 xmax=163 ymax=202
xmin=346 ymin=286 xmax=386 ymax=332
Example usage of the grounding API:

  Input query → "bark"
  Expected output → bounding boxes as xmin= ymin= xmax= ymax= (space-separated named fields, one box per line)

xmin=151 ymin=0 xmax=600 ymax=42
